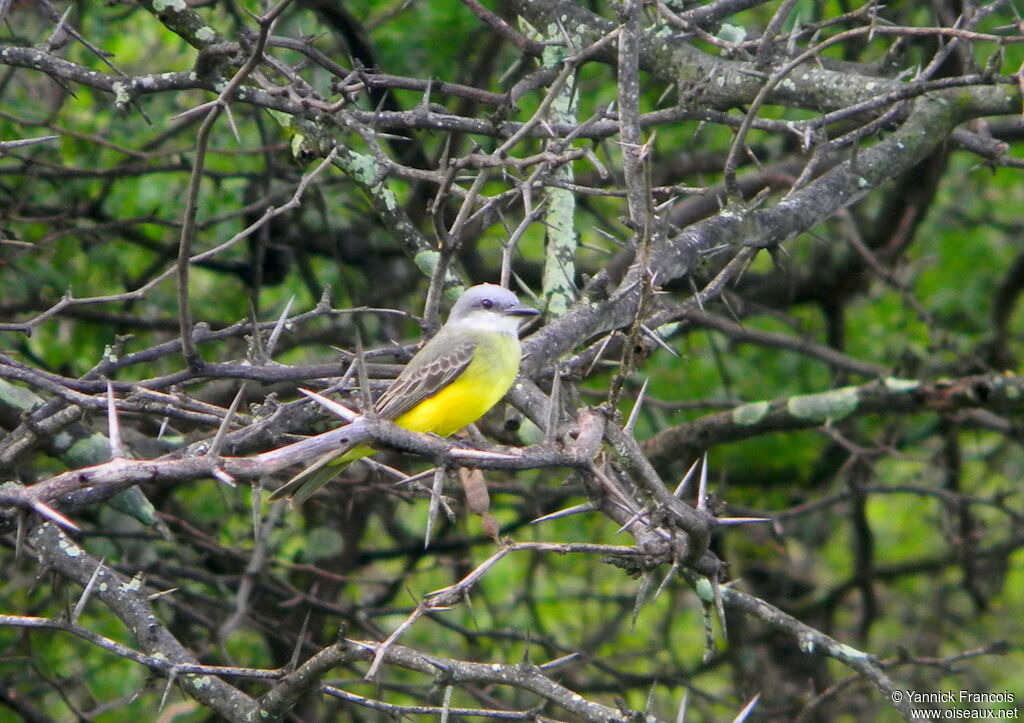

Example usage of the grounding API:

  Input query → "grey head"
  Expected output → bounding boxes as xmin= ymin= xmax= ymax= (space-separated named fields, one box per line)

xmin=447 ymin=283 xmax=539 ymax=334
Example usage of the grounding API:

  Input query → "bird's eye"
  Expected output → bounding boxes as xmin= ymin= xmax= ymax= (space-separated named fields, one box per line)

xmin=481 ymin=298 xmax=494 ymax=309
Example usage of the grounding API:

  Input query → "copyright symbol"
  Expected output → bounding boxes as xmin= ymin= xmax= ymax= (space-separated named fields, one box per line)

xmin=892 ymin=690 xmax=904 ymax=703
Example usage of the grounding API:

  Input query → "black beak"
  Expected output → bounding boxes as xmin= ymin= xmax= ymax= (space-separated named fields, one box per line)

xmin=505 ymin=304 xmax=540 ymax=317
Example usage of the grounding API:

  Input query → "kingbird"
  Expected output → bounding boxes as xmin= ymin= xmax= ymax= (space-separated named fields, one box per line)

xmin=270 ymin=283 xmax=539 ymax=506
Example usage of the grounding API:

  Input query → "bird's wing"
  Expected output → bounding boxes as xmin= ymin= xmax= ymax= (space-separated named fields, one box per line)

xmin=374 ymin=335 xmax=477 ymax=420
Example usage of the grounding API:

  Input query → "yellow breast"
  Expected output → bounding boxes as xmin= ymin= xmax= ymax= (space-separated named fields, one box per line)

xmin=394 ymin=332 xmax=521 ymax=437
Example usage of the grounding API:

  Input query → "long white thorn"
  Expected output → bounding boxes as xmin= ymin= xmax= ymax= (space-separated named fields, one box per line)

xmin=106 ymin=382 xmax=124 ymax=459
xmin=72 ymin=557 xmax=106 ymax=624
xmin=675 ymin=689 xmax=689 ymax=723
xmin=623 ymin=377 xmax=649 ymax=435
xmin=32 ymin=500 xmax=79 ymax=531
xmin=696 ymin=452 xmax=709 ymax=512
xmin=733 ymin=693 xmax=761 ymax=722
xmin=673 ymin=457 xmax=701 ymax=498
xmin=530 ymin=502 xmax=595 ymax=525
xmin=615 ymin=505 xmax=652 ymax=535
xmin=640 ymin=324 xmax=679 ymax=357
xmin=425 ymin=466 xmax=446 ymax=549
xmin=448 ymin=447 xmax=519 ymax=461
xmin=298 ymin=388 xmax=359 ymax=422
xmin=265 ymin=295 xmax=295 ymax=358
xmin=208 ymin=384 xmax=246 ymax=458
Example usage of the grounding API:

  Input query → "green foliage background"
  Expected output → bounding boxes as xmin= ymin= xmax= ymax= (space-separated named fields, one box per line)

xmin=1 ymin=0 xmax=1023 ymax=721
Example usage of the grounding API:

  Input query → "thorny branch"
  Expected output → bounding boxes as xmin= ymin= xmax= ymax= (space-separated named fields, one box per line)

xmin=1 ymin=0 xmax=1023 ymax=720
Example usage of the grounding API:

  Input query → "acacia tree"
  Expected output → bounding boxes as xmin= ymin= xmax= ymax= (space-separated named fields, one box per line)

xmin=1 ymin=0 xmax=1023 ymax=720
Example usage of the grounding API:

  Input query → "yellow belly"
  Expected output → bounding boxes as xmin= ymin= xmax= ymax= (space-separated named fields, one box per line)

xmin=394 ymin=332 xmax=520 ymax=437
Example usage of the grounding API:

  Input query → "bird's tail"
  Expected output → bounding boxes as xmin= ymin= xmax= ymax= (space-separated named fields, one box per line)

xmin=268 ymin=444 xmax=374 ymax=507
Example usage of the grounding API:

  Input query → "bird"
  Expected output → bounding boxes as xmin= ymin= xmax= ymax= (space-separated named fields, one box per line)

xmin=269 ymin=283 xmax=539 ymax=506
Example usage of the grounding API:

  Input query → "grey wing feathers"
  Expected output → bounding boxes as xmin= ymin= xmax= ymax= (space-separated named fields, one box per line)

xmin=374 ymin=338 xmax=477 ymax=420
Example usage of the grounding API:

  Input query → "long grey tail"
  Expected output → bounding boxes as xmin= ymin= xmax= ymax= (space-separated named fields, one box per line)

xmin=267 ymin=447 xmax=350 ymax=506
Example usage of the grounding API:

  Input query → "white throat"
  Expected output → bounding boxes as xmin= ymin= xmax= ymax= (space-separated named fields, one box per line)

xmin=448 ymin=310 xmax=523 ymax=337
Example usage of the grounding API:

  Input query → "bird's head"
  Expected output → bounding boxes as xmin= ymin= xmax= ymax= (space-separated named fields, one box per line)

xmin=448 ymin=283 xmax=539 ymax=335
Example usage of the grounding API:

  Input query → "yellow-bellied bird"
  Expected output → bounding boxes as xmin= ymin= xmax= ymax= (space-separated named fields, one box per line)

xmin=270 ymin=283 xmax=538 ymax=506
